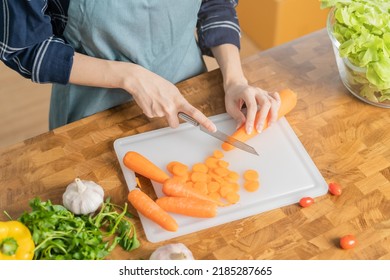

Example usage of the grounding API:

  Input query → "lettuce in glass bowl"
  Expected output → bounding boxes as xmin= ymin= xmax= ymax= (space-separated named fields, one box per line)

xmin=322 ymin=0 xmax=390 ymax=108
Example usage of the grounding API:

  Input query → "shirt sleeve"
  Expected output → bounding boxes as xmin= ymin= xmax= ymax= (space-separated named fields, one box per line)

xmin=0 ymin=0 xmax=74 ymax=84
xmin=197 ymin=0 xmax=241 ymax=57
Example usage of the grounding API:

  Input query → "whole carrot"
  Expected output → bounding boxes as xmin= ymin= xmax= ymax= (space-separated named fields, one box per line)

xmin=156 ymin=196 xmax=218 ymax=218
xmin=222 ymin=88 xmax=298 ymax=151
xmin=127 ymin=189 xmax=178 ymax=232
xmin=123 ymin=151 xmax=170 ymax=184
xmin=162 ymin=177 xmax=223 ymax=206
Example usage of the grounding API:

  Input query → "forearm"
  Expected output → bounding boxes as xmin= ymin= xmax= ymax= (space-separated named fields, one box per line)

xmin=69 ymin=52 xmax=216 ymax=132
xmin=69 ymin=52 xmax=139 ymax=90
xmin=210 ymin=44 xmax=247 ymax=88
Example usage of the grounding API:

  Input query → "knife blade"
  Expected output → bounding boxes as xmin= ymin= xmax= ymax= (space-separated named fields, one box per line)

xmin=178 ymin=112 xmax=259 ymax=156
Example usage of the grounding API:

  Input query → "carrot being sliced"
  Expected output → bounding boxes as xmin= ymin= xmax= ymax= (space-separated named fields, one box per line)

xmin=123 ymin=151 xmax=170 ymax=184
xmin=127 ymin=189 xmax=178 ymax=232
xmin=222 ymin=88 xmax=298 ymax=151
xmin=162 ymin=177 xmax=223 ymax=206
xmin=156 ymin=196 xmax=218 ymax=218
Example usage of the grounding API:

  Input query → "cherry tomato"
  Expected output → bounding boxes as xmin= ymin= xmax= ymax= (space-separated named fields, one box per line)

xmin=340 ymin=234 xmax=357 ymax=249
xmin=299 ymin=197 xmax=314 ymax=207
xmin=328 ymin=182 xmax=342 ymax=196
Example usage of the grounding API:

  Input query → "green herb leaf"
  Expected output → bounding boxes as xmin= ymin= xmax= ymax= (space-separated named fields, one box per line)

xmin=18 ymin=198 xmax=140 ymax=260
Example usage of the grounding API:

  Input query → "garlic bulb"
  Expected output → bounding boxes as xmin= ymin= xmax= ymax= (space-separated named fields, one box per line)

xmin=62 ymin=178 xmax=104 ymax=215
xmin=149 ymin=243 xmax=194 ymax=260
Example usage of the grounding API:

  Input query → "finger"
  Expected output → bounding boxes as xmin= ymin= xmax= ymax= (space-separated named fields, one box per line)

xmin=267 ymin=91 xmax=281 ymax=125
xmin=185 ymin=106 xmax=216 ymax=132
xmin=225 ymin=99 xmax=246 ymax=129
xmin=165 ymin=107 xmax=180 ymax=129
xmin=254 ymin=94 xmax=271 ymax=133
xmin=244 ymin=95 xmax=258 ymax=135
xmin=166 ymin=114 xmax=180 ymax=128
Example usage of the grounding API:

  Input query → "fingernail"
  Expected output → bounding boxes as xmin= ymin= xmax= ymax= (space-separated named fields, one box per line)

xmin=246 ymin=125 xmax=253 ymax=135
xmin=256 ymin=123 xmax=264 ymax=133
xmin=211 ymin=123 xmax=217 ymax=132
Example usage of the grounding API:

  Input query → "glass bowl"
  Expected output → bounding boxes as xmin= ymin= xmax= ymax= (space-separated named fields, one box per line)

xmin=327 ymin=8 xmax=390 ymax=108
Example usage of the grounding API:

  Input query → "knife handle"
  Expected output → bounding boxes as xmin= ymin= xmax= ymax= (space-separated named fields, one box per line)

xmin=178 ymin=112 xmax=199 ymax=127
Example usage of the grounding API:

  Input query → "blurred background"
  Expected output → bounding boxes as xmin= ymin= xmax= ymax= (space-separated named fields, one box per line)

xmin=0 ymin=0 xmax=328 ymax=149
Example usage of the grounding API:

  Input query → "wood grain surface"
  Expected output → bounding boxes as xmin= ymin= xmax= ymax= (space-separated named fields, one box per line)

xmin=1 ymin=29 xmax=389 ymax=260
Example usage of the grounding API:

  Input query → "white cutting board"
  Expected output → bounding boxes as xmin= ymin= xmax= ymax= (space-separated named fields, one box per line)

xmin=114 ymin=113 xmax=328 ymax=243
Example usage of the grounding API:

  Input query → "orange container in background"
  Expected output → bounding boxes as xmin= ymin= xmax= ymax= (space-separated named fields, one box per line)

xmin=236 ymin=0 xmax=329 ymax=50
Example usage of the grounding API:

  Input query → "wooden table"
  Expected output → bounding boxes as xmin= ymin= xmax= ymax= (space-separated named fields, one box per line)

xmin=1 ymin=29 xmax=389 ymax=260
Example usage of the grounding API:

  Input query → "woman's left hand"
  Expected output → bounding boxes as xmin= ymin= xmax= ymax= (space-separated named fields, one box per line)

xmin=224 ymin=81 xmax=281 ymax=135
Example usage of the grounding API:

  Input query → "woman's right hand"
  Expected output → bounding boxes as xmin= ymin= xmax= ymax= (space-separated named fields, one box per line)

xmin=123 ymin=64 xmax=216 ymax=132
xmin=69 ymin=53 xmax=216 ymax=132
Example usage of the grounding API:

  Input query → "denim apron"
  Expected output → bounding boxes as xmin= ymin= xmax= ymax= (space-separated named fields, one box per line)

xmin=50 ymin=0 xmax=206 ymax=129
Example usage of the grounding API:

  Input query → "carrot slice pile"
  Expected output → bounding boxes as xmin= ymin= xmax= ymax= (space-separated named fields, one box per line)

xmin=123 ymin=149 xmax=262 ymax=231
xmin=164 ymin=149 xmax=262 ymax=206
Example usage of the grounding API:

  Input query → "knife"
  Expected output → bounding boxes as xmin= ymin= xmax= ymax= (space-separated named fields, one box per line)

xmin=178 ymin=112 xmax=259 ymax=156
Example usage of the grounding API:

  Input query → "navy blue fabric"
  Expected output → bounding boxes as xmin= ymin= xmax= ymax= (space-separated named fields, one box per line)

xmin=0 ymin=0 xmax=240 ymax=84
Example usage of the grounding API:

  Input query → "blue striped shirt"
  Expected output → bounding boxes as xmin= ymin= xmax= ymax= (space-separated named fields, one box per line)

xmin=0 ymin=0 xmax=240 ymax=85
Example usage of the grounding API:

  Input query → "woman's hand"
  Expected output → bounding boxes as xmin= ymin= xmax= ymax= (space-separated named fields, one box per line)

xmin=224 ymin=81 xmax=280 ymax=134
xmin=211 ymin=44 xmax=281 ymax=135
xmin=69 ymin=53 xmax=216 ymax=132
xmin=124 ymin=64 xmax=216 ymax=132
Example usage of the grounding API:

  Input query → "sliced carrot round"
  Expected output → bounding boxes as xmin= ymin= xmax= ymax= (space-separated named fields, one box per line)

xmin=230 ymin=182 xmax=240 ymax=192
xmin=244 ymin=180 xmax=260 ymax=192
xmin=192 ymin=162 xmax=208 ymax=173
xmin=220 ymin=184 xmax=234 ymax=198
xmin=213 ymin=150 xmax=224 ymax=159
xmin=217 ymin=160 xmax=229 ymax=168
xmin=226 ymin=192 xmax=240 ymax=204
xmin=191 ymin=171 xmax=208 ymax=182
xmin=213 ymin=167 xmax=230 ymax=177
xmin=166 ymin=161 xmax=180 ymax=174
xmin=205 ymin=157 xmax=219 ymax=169
xmin=193 ymin=181 xmax=208 ymax=194
xmin=207 ymin=181 xmax=220 ymax=193
xmin=172 ymin=162 xmax=189 ymax=177
xmin=208 ymin=192 xmax=221 ymax=202
xmin=243 ymin=169 xmax=259 ymax=181
xmin=172 ymin=175 xmax=188 ymax=183
xmin=210 ymin=174 xmax=224 ymax=184
xmin=227 ymin=171 xmax=239 ymax=182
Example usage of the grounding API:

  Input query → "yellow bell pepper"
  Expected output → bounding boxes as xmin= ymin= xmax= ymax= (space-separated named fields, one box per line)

xmin=0 ymin=221 xmax=35 ymax=260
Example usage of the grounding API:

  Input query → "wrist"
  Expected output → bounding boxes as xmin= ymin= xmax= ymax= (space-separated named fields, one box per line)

xmin=115 ymin=62 xmax=144 ymax=94
xmin=223 ymin=74 xmax=248 ymax=91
